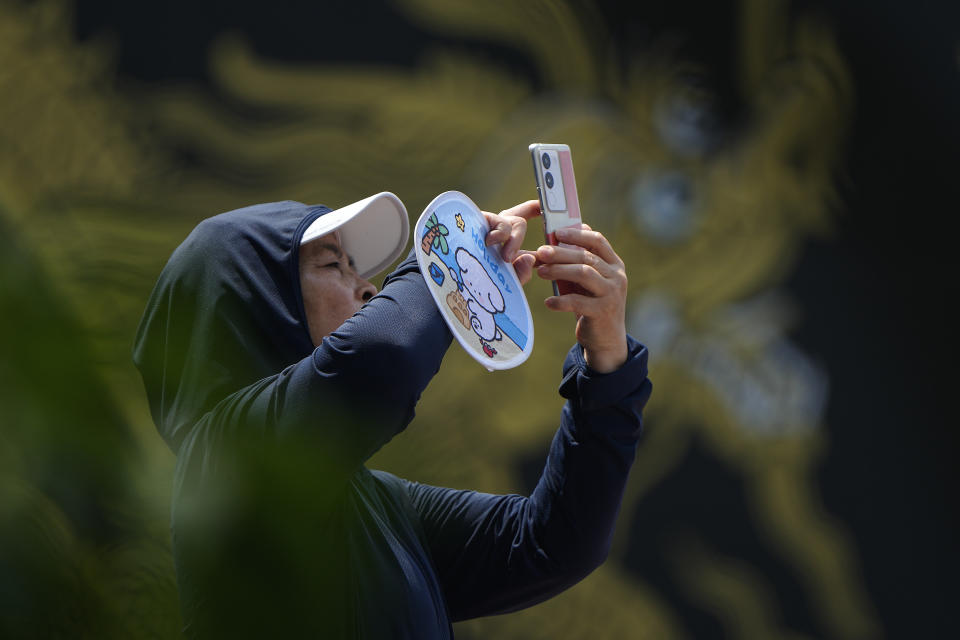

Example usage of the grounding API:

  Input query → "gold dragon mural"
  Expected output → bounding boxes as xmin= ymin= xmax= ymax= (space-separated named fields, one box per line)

xmin=0 ymin=0 xmax=880 ymax=637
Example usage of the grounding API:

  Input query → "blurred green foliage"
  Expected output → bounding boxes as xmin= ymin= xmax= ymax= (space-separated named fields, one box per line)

xmin=0 ymin=206 xmax=181 ymax=637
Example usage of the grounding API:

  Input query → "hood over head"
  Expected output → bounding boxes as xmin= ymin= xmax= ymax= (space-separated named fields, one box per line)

xmin=133 ymin=201 xmax=328 ymax=453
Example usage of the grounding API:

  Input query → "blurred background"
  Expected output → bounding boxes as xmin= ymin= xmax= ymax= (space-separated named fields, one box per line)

xmin=1 ymin=0 xmax=956 ymax=637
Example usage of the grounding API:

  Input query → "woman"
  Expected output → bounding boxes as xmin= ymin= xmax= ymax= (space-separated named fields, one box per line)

xmin=133 ymin=196 xmax=650 ymax=637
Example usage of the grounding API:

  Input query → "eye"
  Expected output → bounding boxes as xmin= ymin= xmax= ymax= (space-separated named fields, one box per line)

xmin=323 ymin=261 xmax=343 ymax=271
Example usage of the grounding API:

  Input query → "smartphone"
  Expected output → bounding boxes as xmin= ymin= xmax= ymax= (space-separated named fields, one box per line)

xmin=529 ymin=142 xmax=587 ymax=297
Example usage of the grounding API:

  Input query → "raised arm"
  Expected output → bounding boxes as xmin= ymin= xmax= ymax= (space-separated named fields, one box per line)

xmin=177 ymin=249 xmax=452 ymax=485
xmin=400 ymin=220 xmax=645 ymax=618
xmin=173 ymin=200 xmax=540 ymax=489
xmin=403 ymin=338 xmax=650 ymax=619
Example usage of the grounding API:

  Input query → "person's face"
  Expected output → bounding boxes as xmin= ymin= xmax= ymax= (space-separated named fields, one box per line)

xmin=299 ymin=232 xmax=377 ymax=346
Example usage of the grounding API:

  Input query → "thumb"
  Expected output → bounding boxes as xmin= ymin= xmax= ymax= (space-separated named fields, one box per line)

xmin=512 ymin=251 xmax=537 ymax=286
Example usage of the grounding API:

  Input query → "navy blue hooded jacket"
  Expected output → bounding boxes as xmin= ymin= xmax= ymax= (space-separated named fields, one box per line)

xmin=132 ymin=201 xmax=652 ymax=638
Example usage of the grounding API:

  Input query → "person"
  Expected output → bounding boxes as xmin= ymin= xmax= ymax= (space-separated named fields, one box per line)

xmin=132 ymin=194 xmax=651 ymax=638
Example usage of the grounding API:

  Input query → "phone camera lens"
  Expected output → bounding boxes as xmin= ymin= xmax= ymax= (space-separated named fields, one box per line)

xmin=544 ymin=172 xmax=554 ymax=188
xmin=541 ymin=153 xmax=551 ymax=169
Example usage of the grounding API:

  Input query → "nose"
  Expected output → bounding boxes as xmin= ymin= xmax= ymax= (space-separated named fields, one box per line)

xmin=358 ymin=277 xmax=377 ymax=302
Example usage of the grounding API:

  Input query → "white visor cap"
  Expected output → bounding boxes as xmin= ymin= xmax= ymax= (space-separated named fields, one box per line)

xmin=300 ymin=192 xmax=409 ymax=279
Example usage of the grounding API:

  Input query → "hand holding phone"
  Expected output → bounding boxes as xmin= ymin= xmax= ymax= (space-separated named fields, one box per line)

xmin=529 ymin=142 xmax=629 ymax=371
xmin=529 ymin=143 xmax=589 ymax=297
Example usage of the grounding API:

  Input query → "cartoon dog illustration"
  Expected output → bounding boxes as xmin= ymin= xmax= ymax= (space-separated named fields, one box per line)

xmin=449 ymin=247 xmax=504 ymax=343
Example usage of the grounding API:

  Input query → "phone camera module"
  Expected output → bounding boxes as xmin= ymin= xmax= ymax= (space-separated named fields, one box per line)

xmin=541 ymin=152 xmax=551 ymax=169
xmin=544 ymin=171 xmax=554 ymax=189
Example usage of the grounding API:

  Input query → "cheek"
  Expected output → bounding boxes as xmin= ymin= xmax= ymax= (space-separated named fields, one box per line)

xmin=302 ymin=273 xmax=359 ymax=332
xmin=300 ymin=280 xmax=323 ymax=330
xmin=301 ymin=273 xmax=324 ymax=309
xmin=301 ymin=273 xmax=337 ymax=317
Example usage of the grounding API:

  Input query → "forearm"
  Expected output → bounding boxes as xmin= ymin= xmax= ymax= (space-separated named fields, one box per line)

xmin=409 ymin=336 xmax=650 ymax=619
xmin=285 ymin=252 xmax=451 ymax=453
xmin=529 ymin=337 xmax=650 ymax=571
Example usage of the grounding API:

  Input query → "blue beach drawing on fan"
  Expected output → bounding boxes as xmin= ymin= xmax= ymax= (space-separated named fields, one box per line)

xmin=421 ymin=200 xmax=528 ymax=352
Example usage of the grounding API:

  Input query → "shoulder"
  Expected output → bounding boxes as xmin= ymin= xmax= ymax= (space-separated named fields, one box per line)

xmin=368 ymin=469 xmax=425 ymax=512
xmin=369 ymin=469 xmax=408 ymax=493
